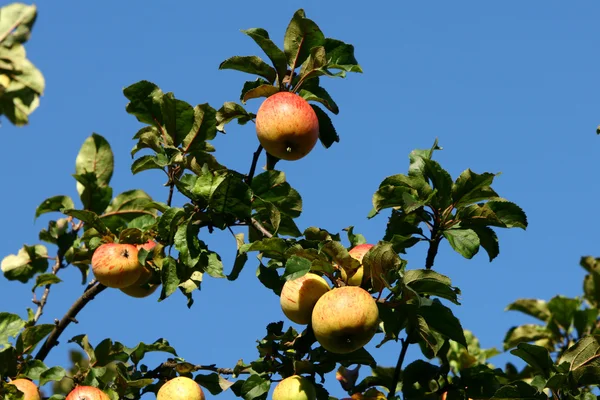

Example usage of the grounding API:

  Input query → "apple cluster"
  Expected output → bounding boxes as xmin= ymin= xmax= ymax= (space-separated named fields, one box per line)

xmin=273 ymin=244 xmax=381 ymax=400
xmin=90 ymin=240 xmax=160 ymax=298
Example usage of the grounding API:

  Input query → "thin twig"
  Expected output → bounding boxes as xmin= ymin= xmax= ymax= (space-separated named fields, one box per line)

xmin=35 ymin=281 xmax=106 ymax=362
xmin=250 ymin=218 xmax=273 ymax=238
xmin=32 ymin=256 xmax=62 ymax=323
xmin=387 ymin=335 xmax=412 ymax=400
xmin=245 ymin=145 xmax=263 ymax=185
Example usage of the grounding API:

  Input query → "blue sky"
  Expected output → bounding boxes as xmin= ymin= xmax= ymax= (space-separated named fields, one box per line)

xmin=1 ymin=1 xmax=599 ymax=398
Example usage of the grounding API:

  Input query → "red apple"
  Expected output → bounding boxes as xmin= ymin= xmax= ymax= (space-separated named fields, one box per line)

xmin=157 ymin=376 xmax=205 ymax=400
xmin=280 ymin=273 xmax=330 ymax=324
xmin=136 ymin=240 xmax=156 ymax=252
xmin=311 ymin=286 xmax=380 ymax=354
xmin=340 ymin=244 xmax=375 ymax=287
xmin=91 ymin=243 xmax=142 ymax=288
xmin=255 ymin=92 xmax=319 ymax=161
xmin=65 ymin=386 xmax=110 ymax=400
xmin=7 ymin=379 xmax=41 ymax=400
xmin=119 ymin=264 xmax=159 ymax=298
xmin=272 ymin=375 xmax=316 ymax=400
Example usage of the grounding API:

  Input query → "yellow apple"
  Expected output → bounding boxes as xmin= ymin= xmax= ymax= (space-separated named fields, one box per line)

xmin=272 ymin=375 xmax=316 ymax=400
xmin=280 ymin=273 xmax=330 ymax=324
xmin=65 ymin=386 xmax=110 ymax=400
xmin=7 ymin=379 xmax=41 ymax=400
xmin=311 ymin=286 xmax=379 ymax=354
xmin=157 ymin=376 xmax=205 ymax=400
xmin=339 ymin=244 xmax=374 ymax=287
xmin=255 ymin=92 xmax=319 ymax=161
xmin=91 ymin=243 xmax=142 ymax=288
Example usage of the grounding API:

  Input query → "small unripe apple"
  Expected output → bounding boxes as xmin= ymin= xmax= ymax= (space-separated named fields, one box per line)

xmin=311 ymin=286 xmax=379 ymax=354
xmin=340 ymin=244 xmax=374 ymax=287
xmin=7 ymin=379 xmax=41 ymax=400
xmin=255 ymin=92 xmax=319 ymax=161
xmin=280 ymin=273 xmax=330 ymax=324
xmin=157 ymin=376 xmax=205 ymax=400
xmin=65 ymin=386 xmax=110 ymax=400
xmin=272 ymin=375 xmax=316 ymax=400
xmin=91 ymin=243 xmax=142 ymax=288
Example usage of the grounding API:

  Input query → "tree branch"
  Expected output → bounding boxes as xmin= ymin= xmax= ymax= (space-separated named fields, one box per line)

xmin=425 ymin=230 xmax=441 ymax=270
xmin=250 ymin=217 xmax=273 ymax=238
xmin=388 ymin=335 xmax=412 ymax=400
xmin=32 ymin=256 xmax=63 ymax=324
xmin=35 ymin=281 xmax=107 ymax=362
xmin=146 ymin=359 xmax=251 ymax=379
xmin=245 ymin=144 xmax=263 ymax=185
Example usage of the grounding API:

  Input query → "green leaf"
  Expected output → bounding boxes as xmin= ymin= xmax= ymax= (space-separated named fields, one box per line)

xmin=34 ymin=195 xmax=74 ymax=219
xmin=209 ymin=173 xmax=252 ymax=221
xmin=123 ymin=80 xmax=164 ymax=126
xmin=0 ymin=312 xmax=25 ymax=349
xmin=362 ymin=242 xmax=403 ymax=289
xmin=323 ymin=38 xmax=363 ymax=73
xmin=219 ymin=55 xmax=276 ymax=83
xmin=299 ymin=78 xmax=339 ymax=114
xmin=17 ymin=324 xmax=54 ymax=354
xmin=401 ymin=360 xmax=441 ymax=398
xmin=161 ymin=94 xmax=195 ymax=147
xmin=68 ymin=334 xmax=96 ymax=365
xmin=216 ymin=102 xmax=254 ymax=132
xmin=241 ymin=83 xmax=278 ymax=104
xmin=32 ymin=273 xmax=61 ymax=291
xmin=490 ymin=381 xmax=549 ymax=399
xmin=240 ymin=78 xmax=271 ymax=103
xmin=509 ymin=343 xmax=553 ymax=378
xmin=573 ymin=308 xmax=599 ymax=338
xmin=131 ymin=126 xmax=162 ymax=156
xmin=127 ymin=338 xmax=177 ymax=365
xmin=283 ymin=255 xmax=311 ymax=281
xmin=252 ymin=170 xmax=303 ymax=218
xmin=452 ymin=169 xmax=500 ymax=207
xmin=408 ymin=139 xmax=442 ymax=177
xmin=62 ymin=209 xmax=108 ymax=234
xmin=486 ymin=201 xmax=528 ymax=229
xmin=284 ymin=9 xmax=325 ymax=69
xmin=241 ymin=237 xmax=289 ymax=259
xmin=503 ymin=324 xmax=553 ymax=350
xmin=297 ymin=46 xmax=332 ymax=84
xmin=547 ymin=295 xmax=580 ymax=330
xmin=102 ymin=189 xmax=155 ymax=227
xmin=0 ymin=346 xmax=18 ymax=376
xmin=227 ymin=233 xmax=248 ymax=281
xmin=471 ymin=226 xmax=499 ymax=261
xmin=195 ymin=373 xmax=235 ymax=395
xmin=0 ymin=3 xmax=37 ymax=47
xmin=404 ymin=269 xmax=461 ymax=305
xmin=443 ymin=228 xmax=480 ymax=259
xmin=239 ymin=374 xmax=271 ymax=400
xmin=241 ymin=28 xmax=287 ymax=86
xmin=39 ymin=366 xmax=67 ymax=386
xmin=18 ymin=359 xmax=47 ymax=380
xmin=75 ymin=133 xmax=114 ymax=188
xmin=159 ymin=256 xmax=178 ymax=300
xmin=181 ymin=103 xmax=218 ymax=155
xmin=130 ymin=154 xmax=166 ymax=175
xmin=1 ymin=244 xmax=48 ymax=283
xmin=505 ymin=299 xmax=550 ymax=322
xmin=311 ymin=104 xmax=338 ymax=148
xmin=157 ymin=207 xmax=185 ymax=244
xmin=256 ymin=262 xmax=283 ymax=296
xmin=419 ymin=299 xmax=467 ymax=347
xmin=344 ymin=226 xmax=366 ymax=247
xmin=558 ymin=335 xmax=600 ymax=371
xmin=72 ymin=172 xmax=113 ymax=215
xmin=422 ymin=159 xmax=453 ymax=209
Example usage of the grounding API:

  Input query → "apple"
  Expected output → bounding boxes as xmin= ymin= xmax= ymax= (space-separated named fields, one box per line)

xmin=339 ymin=244 xmax=374 ymax=287
xmin=119 ymin=265 xmax=159 ymax=298
xmin=157 ymin=376 xmax=205 ymax=400
xmin=280 ymin=273 xmax=330 ymax=324
xmin=136 ymin=239 xmax=157 ymax=252
xmin=311 ymin=286 xmax=379 ymax=354
xmin=7 ymin=379 xmax=41 ymax=400
xmin=272 ymin=375 xmax=316 ymax=400
xmin=65 ymin=386 xmax=110 ymax=400
xmin=255 ymin=92 xmax=319 ymax=161
xmin=91 ymin=243 xmax=142 ymax=289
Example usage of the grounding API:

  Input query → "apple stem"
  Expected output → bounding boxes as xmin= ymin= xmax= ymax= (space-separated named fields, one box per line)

xmin=35 ymin=281 xmax=107 ymax=362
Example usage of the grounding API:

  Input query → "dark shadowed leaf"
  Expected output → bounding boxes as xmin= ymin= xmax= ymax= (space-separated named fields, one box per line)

xmin=123 ymin=80 xmax=164 ymax=126
xmin=510 ymin=343 xmax=554 ymax=378
xmin=62 ymin=209 xmax=108 ymax=234
xmin=443 ymin=228 xmax=480 ymax=259
xmin=256 ymin=262 xmax=283 ymax=295
xmin=419 ymin=300 xmax=467 ymax=347
xmin=547 ymin=295 xmax=580 ymax=330
xmin=195 ymin=372 xmax=235 ymax=395
xmin=216 ymin=102 xmax=254 ymax=132
xmin=181 ymin=103 xmax=218 ymax=156
xmin=299 ymin=79 xmax=339 ymax=114
xmin=490 ymin=380 xmax=548 ymax=399
xmin=311 ymin=104 xmax=338 ymax=148
xmin=241 ymin=83 xmax=278 ymax=103
xmin=470 ymin=226 xmax=499 ymax=261
xmin=128 ymin=338 xmax=177 ymax=365
xmin=323 ymin=38 xmax=363 ymax=73
xmin=404 ymin=269 xmax=461 ymax=305
xmin=452 ymin=169 xmax=500 ymax=207
xmin=219 ymin=55 xmax=276 ymax=83
xmin=422 ymin=159 xmax=453 ymax=209
xmin=486 ymin=201 xmax=528 ymax=229
xmin=242 ymin=28 xmax=287 ymax=86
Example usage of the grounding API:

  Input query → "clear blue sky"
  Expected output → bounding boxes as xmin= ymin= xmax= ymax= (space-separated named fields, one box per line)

xmin=1 ymin=1 xmax=599 ymax=398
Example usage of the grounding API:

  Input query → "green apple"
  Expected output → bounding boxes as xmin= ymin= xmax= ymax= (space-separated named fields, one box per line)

xmin=280 ymin=273 xmax=330 ymax=324
xmin=65 ymin=386 xmax=110 ymax=400
xmin=157 ymin=376 xmax=205 ymax=400
xmin=91 ymin=243 xmax=142 ymax=288
xmin=272 ymin=375 xmax=316 ymax=400
xmin=7 ymin=379 xmax=41 ymax=400
xmin=311 ymin=286 xmax=379 ymax=354
xmin=255 ymin=92 xmax=319 ymax=161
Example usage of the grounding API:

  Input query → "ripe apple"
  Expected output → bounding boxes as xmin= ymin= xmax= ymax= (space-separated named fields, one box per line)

xmin=255 ymin=92 xmax=319 ymax=161
xmin=7 ymin=379 xmax=41 ymax=400
xmin=119 ymin=265 xmax=159 ymax=298
xmin=157 ymin=376 xmax=205 ymax=400
xmin=339 ymin=244 xmax=374 ymax=287
xmin=311 ymin=286 xmax=379 ymax=354
xmin=65 ymin=386 xmax=110 ymax=400
xmin=272 ymin=375 xmax=316 ymax=400
xmin=136 ymin=239 xmax=157 ymax=252
xmin=91 ymin=243 xmax=142 ymax=289
xmin=280 ymin=273 xmax=330 ymax=324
